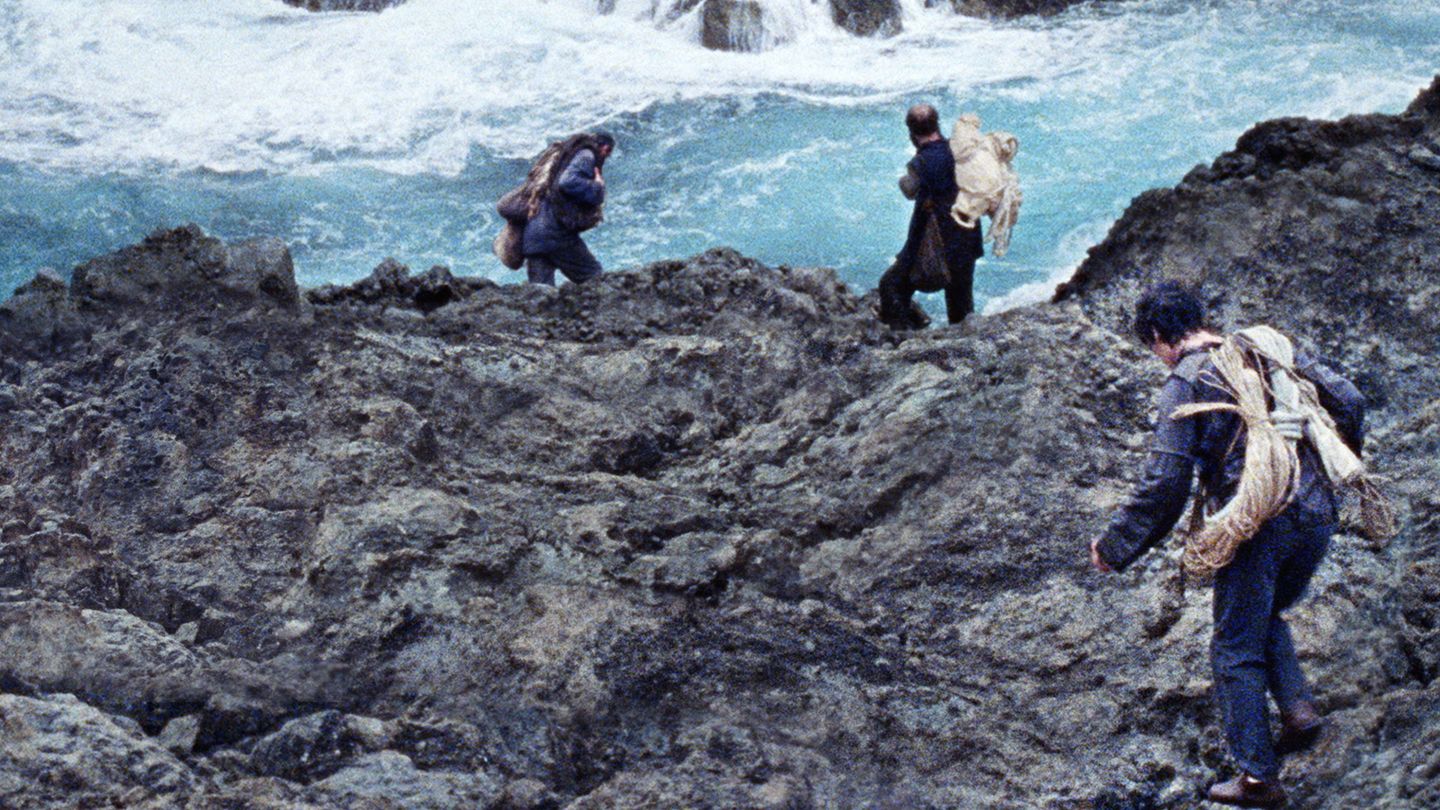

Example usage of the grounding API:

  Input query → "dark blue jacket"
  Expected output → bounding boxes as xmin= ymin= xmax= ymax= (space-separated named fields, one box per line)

xmin=1097 ymin=347 xmax=1365 ymax=572
xmin=523 ymin=148 xmax=605 ymax=256
xmin=897 ymin=139 xmax=983 ymax=269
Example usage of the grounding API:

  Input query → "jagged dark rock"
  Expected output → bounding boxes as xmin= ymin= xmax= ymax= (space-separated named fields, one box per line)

xmin=698 ymin=0 xmax=766 ymax=52
xmin=830 ymin=0 xmax=903 ymax=37
xmin=650 ymin=0 xmax=1084 ymax=52
xmin=952 ymin=0 xmax=1094 ymax=18
xmin=692 ymin=0 xmax=902 ymax=52
xmin=0 ymin=79 xmax=1438 ymax=809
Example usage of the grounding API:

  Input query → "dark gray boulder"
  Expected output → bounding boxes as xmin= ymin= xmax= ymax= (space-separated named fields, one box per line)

xmin=0 ymin=268 xmax=86 ymax=359
xmin=0 ymin=694 xmax=198 ymax=807
xmin=831 ymin=0 xmax=904 ymax=37
xmin=282 ymin=0 xmax=405 ymax=11
xmin=695 ymin=0 xmax=903 ymax=52
xmin=699 ymin=0 xmax=767 ymax=52
xmin=951 ymin=0 xmax=1094 ymax=18
xmin=71 ymin=224 xmax=300 ymax=313
xmin=250 ymin=710 xmax=382 ymax=782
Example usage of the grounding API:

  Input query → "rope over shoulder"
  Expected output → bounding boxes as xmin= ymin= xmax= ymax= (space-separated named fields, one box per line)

xmin=1170 ymin=326 xmax=1396 ymax=577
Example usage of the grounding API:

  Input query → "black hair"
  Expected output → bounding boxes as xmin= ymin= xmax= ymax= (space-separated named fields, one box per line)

xmin=593 ymin=131 xmax=616 ymax=150
xmin=1132 ymin=281 xmax=1204 ymax=346
xmin=905 ymin=104 xmax=940 ymax=139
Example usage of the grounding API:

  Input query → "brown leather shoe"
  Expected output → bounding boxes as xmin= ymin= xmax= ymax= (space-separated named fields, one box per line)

xmin=1208 ymin=774 xmax=1286 ymax=808
xmin=1276 ymin=700 xmax=1325 ymax=755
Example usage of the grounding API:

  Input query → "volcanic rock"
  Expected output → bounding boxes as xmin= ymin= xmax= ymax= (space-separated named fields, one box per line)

xmin=0 ymin=693 xmax=198 ymax=807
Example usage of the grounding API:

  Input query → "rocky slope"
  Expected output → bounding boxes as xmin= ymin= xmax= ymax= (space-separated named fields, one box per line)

xmin=2 ymin=83 xmax=1437 ymax=810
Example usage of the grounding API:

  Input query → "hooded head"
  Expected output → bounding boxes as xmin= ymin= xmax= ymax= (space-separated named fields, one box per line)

xmin=592 ymin=131 xmax=616 ymax=168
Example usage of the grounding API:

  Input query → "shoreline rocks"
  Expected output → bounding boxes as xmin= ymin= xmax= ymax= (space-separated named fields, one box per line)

xmin=278 ymin=0 xmax=1099 ymax=51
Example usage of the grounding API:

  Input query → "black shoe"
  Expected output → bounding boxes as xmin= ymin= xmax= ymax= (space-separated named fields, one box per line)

xmin=1208 ymin=774 xmax=1286 ymax=808
xmin=1276 ymin=700 xmax=1325 ymax=755
xmin=904 ymin=301 xmax=931 ymax=330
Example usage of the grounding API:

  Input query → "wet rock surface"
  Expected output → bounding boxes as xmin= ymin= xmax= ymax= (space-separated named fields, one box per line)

xmin=281 ymin=0 xmax=405 ymax=12
xmin=606 ymin=1 xmax=1089 ymax=52
xmin=951 ymin=0 xmax=1093 ymax=19
xmin=1 ymin=81 xmax=1437 ymax=808
xmin=830 ymin=0 xmax=904 ymax=37
xmin=683 ymin=0 xmax=906 ymax=51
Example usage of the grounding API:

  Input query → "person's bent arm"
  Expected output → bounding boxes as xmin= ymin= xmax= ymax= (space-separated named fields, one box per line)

xmin=1095 ymin=375 xmax=1199 ymax=572
xmin=557 ymin=150 xmax=604 ymax=207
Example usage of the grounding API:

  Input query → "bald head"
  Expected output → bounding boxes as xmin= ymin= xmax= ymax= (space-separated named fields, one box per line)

xmin=905 ymin=104 xmax=940 ymax=141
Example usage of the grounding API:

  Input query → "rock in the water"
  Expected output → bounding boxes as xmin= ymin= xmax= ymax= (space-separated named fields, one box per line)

xmin=699 ymin=0 xmax=768 ymax=52
xmin=830 ymin=0 xmax=903 ymax=37
xmin=696 ymin=0 xmax=902 ymax=50
xmin=951 ymin=0 xmax=1092 ymax=18
xmin=282 ymin=0 xmax=405 ymax=11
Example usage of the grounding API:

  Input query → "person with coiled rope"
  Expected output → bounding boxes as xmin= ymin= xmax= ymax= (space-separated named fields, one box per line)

xmin=1090 ymin=281 xmax=1388 ymax=808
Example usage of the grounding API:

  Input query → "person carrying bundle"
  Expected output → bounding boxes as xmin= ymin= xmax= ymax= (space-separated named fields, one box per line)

xmin=494 ymin=131 xmax=616 ymax=286
xmin=947 ymin=113 xmax=1021 ymax=259
xmin=876 ymin=104 xmax=985 ymax=330
xmin=1089 ymin=282 xmax=1392 ymax=808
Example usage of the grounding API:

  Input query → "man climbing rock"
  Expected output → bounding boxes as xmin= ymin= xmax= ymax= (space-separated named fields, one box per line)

xmin=518 ymin=131 xmax=615 ymax=286
xmin=876 ymin=104 xmax=984 ymax=329
xmin=1090 ymin=282 xmax=1379 ymax=808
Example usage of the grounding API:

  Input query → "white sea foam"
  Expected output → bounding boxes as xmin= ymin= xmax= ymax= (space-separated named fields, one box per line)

xmin=3 ymin=0 xmax=1432 ymax=177
xmin=982 ymin=216 xmax=1115 ymax=315
xmin=0 ymin=0 xmax=1100 ymax=175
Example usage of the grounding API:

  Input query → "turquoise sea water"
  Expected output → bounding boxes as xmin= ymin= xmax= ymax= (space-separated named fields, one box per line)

xmin=2 ymin=0 xmax=1437 ymax=316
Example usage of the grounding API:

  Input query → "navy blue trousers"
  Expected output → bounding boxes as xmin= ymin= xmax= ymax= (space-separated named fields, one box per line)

xmin=525 ymin=237 xmax=602 ymax=286
xmin=1211 ymin=511 xmax=1333 ymax=779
